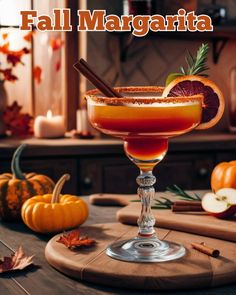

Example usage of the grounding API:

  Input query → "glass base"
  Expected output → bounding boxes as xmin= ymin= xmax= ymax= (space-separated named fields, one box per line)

xmin=106 ymin=236 xmax=186 ymax=263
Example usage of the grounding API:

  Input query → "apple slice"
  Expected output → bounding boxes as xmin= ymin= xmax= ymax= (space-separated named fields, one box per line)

xmin=202 ymin=188 xmax=236 ymax=218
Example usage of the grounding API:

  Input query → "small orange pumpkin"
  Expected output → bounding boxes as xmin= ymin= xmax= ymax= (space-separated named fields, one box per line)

xmin=21 ymin=174 xmax=89 ymax=233
xmin=211 ymin=161 xmax=236 ymax=192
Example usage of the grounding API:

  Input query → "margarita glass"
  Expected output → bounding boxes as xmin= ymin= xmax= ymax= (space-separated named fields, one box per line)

xmin=86 ymin=86 xmax=203 ymax=262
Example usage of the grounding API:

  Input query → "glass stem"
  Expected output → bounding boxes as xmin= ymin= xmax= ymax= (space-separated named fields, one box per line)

xmin=136 ymin=170 xmax=156 ymax=237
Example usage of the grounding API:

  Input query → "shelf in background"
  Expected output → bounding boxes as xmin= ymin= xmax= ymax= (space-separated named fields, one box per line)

xmin=0 ymin=132 xmax=236 ymax=193
xmin=117 ymin=20 xmax=236 ymax=63
xmin=1 ymin=132 xmax=236 ymax=157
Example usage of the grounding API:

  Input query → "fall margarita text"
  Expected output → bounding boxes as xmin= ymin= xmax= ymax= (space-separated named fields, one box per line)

xmin=20 ymin=9 xmax=213 ymax=37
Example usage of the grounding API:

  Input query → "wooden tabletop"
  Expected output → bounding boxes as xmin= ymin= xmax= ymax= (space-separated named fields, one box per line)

xmin=1 ymin=196 xmax=236 ymax=295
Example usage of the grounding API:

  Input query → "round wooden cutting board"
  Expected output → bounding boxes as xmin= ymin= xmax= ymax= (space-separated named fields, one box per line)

xmin=45 ymin=223 xmax=236 ymax=291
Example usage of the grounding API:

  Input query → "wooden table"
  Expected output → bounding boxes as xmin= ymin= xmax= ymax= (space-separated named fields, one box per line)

xmin=1 ymin=196 xmax=236 ymax=295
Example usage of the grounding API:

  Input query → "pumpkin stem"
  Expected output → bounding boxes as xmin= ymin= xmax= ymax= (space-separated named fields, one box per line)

xmin=11 ymin=144 xmax=27 ymax=180
xmin=51 ymin=174 xmax=70 ymax=203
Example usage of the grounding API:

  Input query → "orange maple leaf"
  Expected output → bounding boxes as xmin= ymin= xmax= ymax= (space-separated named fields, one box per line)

xmin=33 ymin=66 xmax=42 ymax=84
xmin=0 ymin=44 xmax=30 ymax=67
xmin=0 ymin=35 xmax=31 ymax=83
xmin=0 ymin=42 xmax=10 ymax=54
xmin=57 ymin=230 xmax=96 ymax=249
xmin=2 ymin=33 xmax=8 ymax=40
xmin=0 ymin=43 xmax=30 ymax=57
xmin=50 ymin=37 xmax=64 ymax=51
xmin=23 ymin=31 xmax=34 ymax=42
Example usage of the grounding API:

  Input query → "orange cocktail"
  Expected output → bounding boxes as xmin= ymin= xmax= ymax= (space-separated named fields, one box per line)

xmin=86 ymin=86 xmax=202 ymax=263
xmin=88 ymin=87 xmax=202 ymax=169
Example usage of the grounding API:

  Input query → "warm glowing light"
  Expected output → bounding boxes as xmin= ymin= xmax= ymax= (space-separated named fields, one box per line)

xmin=0 ymin=28 xmax=30 ymax=51
xmin=0 ymin=1 xmax=31 ymax=50
xmin=0 ymin=0 xmax=30 ymax=26
xmin=47 ymin=110 xmax=53 ymax=119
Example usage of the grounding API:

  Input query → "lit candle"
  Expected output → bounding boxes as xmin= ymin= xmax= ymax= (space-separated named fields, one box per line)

xmin=76 ymin=109 xmax=89 ymax=134
xmin=34 ymin=110 xmax=65 ymax=138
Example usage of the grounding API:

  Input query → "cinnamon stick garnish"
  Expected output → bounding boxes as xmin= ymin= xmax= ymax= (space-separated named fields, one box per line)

xmin=191 ymin=242 xmax=220 ymax=257
xmin=174 ymin=200 xmax=202 ymax=206
xmin=74 ymin=59 xmax=122 ymax=98
xmin=172 ymin=200 xmax=203 ymax=212
xmin=172 ymin=205 xmax=203 ymax=212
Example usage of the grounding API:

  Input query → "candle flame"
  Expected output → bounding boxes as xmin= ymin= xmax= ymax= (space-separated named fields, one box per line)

xmin=47 ymin=110 xmax=53 ymax=119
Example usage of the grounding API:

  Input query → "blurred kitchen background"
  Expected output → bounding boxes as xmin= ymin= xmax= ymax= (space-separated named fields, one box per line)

xmin=1 ymin=0 xmax=236 ymax=195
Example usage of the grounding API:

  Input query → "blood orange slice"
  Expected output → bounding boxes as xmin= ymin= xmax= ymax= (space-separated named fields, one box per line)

xmin=162 ymin=75 xmax=225 ymax=130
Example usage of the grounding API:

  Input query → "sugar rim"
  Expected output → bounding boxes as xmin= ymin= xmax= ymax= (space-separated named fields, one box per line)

xmin=85 ymin=86 xmax=203 ymax=105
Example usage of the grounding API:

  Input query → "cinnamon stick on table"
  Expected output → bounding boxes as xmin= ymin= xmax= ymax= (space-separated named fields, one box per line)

xmin=174 ymin=200 xmax=202 ymax=206
xmin=191 ymin=242 xmax=220 ymax=257
xmin=172 ymin=200 xmax=203 ymax=212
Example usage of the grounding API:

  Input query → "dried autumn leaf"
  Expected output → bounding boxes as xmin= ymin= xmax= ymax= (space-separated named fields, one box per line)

xmin=3 ymin=101 xmax=34 ymax=136
xmin=57 ymin=230 xmax=96 ymax=249
xmin=6 ymin=48 xmax=30 ymax=66
xmin=2 ymin=33 xmax=8 ymax=40
xmin=24 ymin=31 xmax=34 ymax=42
xmin=0 ymin=35 xmax=31 ymax=83
xmin=8 ymin=114 xmax=33 ymax=136
xmin=7 ymin=54 xmax=23 ymax=67
xmin=0 ymin=246 xmax=34 ymax=273
xmin=33 ymin=66 xmax=42 ymax=84
xmin=0 ymin=42 xmax=10 ymax=54
xmin=55 ymin=60 xmax=61 ymax=72
xmin=50 ymin=37 xmax=64 ymax=51
xmin=18 ymin=47 xmax=31 ymax=55
xmin=4 ymin=101 xmax=22 ymax=117
xmin=0 ymin=43 xmax=30 ymax=58
xmin=0 ymin=68 xmax=18 ymax=82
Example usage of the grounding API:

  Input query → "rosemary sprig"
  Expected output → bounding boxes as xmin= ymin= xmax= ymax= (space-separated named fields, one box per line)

xmin=166 ymin=184 xmax=201 ymax=201
xmin=181 ymin=43 xmax=209 ymax=76
xmin=131 ymin=198 xmax=172 ymax=209
xmin=131 ymin=185 xmax=201 ymax=209
xmin=152 ymin=198 xmax=172 ymax=209
xmin=165 ymin=43 xmax=209 ymax=85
